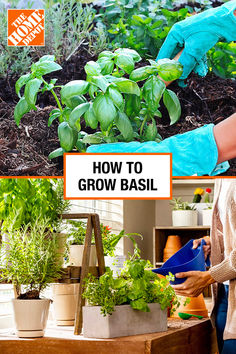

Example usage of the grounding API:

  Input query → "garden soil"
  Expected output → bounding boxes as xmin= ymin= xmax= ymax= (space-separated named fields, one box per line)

xmin=0 ymin=46 xmax=235 ymax=176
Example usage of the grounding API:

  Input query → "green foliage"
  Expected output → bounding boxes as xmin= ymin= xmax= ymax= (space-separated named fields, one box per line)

xmin=0 ymin=1 xmax=102 ymax=78
xmin=66 ymin=220 xmax=88 ymax=245
xmin=83 ymin=248 xmax=180 ymax=316
xmin=0 ymin=219 xmax=63 ymax=298
xmin=207 ymin=42 xmax=236 ymax=79
xmin=170 ymin=197 xmax=196 ymax=211
xmin=0 ymin=178 xmax=70 ymax=229
xmin=14 ymin=48 xmax=182 ymax=157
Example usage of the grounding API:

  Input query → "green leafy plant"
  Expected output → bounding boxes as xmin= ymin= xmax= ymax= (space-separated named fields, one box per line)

xmin=0 ymin=178 xmax=70 ymax=230
xmin=0 ymin=218 xmax=62 ymax=299
xmin=170 ymin=197 xmax=196 ymax=211
xmin=66 ymin=220 xmax=88 ymax=245
xmin=100 ymin=224 xmax=142 ymax=257
xmin=207 ymin=42 xmax=236 ymax=79
xmin=83 ymin=247 xmax=180 ymax=316
xmin=14 ymin=48 xmax=182 ymax=158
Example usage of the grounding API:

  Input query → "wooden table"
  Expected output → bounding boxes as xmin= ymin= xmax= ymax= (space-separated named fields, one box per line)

xmin=0 ymin=318 xmax=218 ymax=354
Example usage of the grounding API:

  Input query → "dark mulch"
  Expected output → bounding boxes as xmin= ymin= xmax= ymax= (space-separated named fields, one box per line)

xmin=0 ymin=45 xmax=235 ymax=176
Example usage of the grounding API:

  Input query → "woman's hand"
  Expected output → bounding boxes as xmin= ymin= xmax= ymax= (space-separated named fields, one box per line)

xmin=193 ymin=236 xmax=211 ymax=260
xmin=172 ymin=270 xmax=215 ymax=297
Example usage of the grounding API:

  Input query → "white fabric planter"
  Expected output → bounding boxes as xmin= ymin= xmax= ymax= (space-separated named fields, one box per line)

xmin=12 ymin=298 xmax=50 ymax=338
xmin=83 ymin=303 xmax=167 ymax=338
xmin=69 ymin=244 xmax=97 ymax=266
xmin=202 ymin=209 xmax=213 ymax=226
xmin=52 ymin=283 xmax=79 ymax=326
xmin=104 ymin=255 xmax=126 ymax=276
xmin=190 ymin=203 xmax=213 ymax=225
xmin=172 ymin=210 xmax=198 ymax=226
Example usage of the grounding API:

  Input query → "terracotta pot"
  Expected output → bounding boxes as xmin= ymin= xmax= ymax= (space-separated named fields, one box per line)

xmin=12 ymin=298 xmax=50 ymax=338
xmin=69 ymin=244 xmax=97 ymax=266
xmin=171 ymin=293 xmax=208 ymax=318
xmin=172 ymin=210 xmax=198 ymax=226
xmin=52 ymin=283 xmax=79 ymax=326
xmin=163 ymin=235 xmax=182 ymax=262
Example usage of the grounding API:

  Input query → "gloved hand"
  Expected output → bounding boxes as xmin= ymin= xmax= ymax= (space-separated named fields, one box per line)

xmin=87 ymin=124 xmax=229 ymax=176
xmin=157 ymin=1 xmax=236 ymax=80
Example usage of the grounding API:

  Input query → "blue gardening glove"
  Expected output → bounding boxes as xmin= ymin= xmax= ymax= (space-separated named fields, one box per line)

xmin=87 ymin=124 xmax=229 ymax=176
xmin=157 ymin=1 xmax=236 ymax=80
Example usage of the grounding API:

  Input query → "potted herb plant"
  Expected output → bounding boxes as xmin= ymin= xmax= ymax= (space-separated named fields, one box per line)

xmin=82 ymin=248 xmax=179 ymax=338
xmin=171 ymin=198 xmax=197 ymax=226
xmin=101 ymin=223 xmax=142 ymax=275
xmin=191 ymin=188 xmax=213 ymax=225
xmin=0 ymin=219 xmax=62 ymax=338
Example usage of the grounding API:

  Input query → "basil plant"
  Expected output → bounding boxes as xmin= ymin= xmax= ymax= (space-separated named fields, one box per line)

xmin=14 ymin=49 xmax=183 ymax=159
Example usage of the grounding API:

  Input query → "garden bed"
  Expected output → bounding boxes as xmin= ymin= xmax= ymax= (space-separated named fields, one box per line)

xmin=0 ymin=45 xmax=235 ymax=176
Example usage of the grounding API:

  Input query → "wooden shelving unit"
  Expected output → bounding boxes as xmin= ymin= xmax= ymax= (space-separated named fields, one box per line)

xmin=153 ymin=226 xmax=210 ymax=266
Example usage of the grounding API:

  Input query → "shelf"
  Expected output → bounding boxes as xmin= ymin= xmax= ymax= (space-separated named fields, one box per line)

xmin=173 ymin=178 xmax=215 ymax=185
xmin=154 ymin=226 xmax=210 ymax=230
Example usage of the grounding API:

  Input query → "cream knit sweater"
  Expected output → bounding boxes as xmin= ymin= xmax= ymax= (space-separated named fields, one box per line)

xmin=210 ymin=179 xmax=236 ymax=340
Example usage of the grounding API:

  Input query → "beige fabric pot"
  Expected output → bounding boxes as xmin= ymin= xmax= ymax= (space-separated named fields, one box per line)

xmin=69 ymin=244 xmax=97 ymax=266
xmin=12 ymin=298 xmax=50 ymax=338
xmin=52 ymin=283 xmax=79 ymax=326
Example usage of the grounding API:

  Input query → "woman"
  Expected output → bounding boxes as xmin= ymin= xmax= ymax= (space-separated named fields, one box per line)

xmin=172 ymin=179 xmax=236 ymax=353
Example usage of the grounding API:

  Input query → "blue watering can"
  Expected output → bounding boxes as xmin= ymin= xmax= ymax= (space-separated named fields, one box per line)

xmin=152 ymin=239 xmax=210 ymax=285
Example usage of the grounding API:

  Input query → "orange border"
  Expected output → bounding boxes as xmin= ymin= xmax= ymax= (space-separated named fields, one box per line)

xmin=63 ymin=153 xmax=173 ymax=200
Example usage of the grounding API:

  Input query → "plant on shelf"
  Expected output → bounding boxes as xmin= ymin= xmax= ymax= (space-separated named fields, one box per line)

xmin=192 ymin=188 xmax=205 ymax=203
xmin=0 ymin=218 xmax=62 ymax=338
xmin=13 ymin=48 xmax=183 ymax=159
xmin=204 ymin=188 xmax=212 ymax=204
xmin=171 ymin=197 xmax=196 ymax=211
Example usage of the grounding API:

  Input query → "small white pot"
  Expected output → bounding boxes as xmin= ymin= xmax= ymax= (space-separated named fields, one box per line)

xmin=12 ymin=298 xmax=50 ymax=338
xmin=202 ymin=209 xmax=213 ymax=226
xmin=69 ymin=244 xmax=97 ymax=266
xmin=190 ymin=203 xmax=213 ymax=225
xmin=172 ymin=210 xmax=198 ymax=227
xmin=105 ymin=255 xmax=126 ymax=276
xmin=52 ymin=283 xmax=79 ymax=326
xmin=83 ymin=303 xmax=167 ymax=338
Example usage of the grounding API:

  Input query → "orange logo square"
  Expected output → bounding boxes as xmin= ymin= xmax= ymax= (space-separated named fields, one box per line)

xmin=8 ymin=9 xmax=44 ymax=46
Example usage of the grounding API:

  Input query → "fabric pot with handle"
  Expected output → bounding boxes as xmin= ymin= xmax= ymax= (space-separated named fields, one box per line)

xmin=12 ymin=298 xmax=50 ymax=338
xmin=172 ymin=210 xmax=198 ymax=226
xmin=52 ymin=283 xmax=79 ymax=326
xmin=69 ymin=244 xmax=97 ymax=266
xmin=83 ymin=303 xmax=167 ymax=338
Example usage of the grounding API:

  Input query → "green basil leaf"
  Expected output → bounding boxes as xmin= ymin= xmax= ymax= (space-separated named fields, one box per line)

xmin=143 ymin=118 xmax=158 ymax=141
xmin=129 ymin=66 xmax=158 ymax=82
xmin=98 ymin=51 xmax=115 ymax=60
xmin=84 ymin=104 xmax=98 ymax=129
xmin=115 ymin=54 xmax=135 ymax=74
xmin=114 ymin=48 xmax=141 ymax=62
xmin=97 ymin=58 xmax=114 ymax=75
xmin=48 ymin=111 xmax=61 ymax=127
xmin=113 ymin=78 xmax=140 ymax=96
xmin=163 ymin=89 xmax=181 ymax=125
xmin=93 ymin=94 xmax=117 ymax=131
xmin=58 ymin=121 xmax=77 ymax=151
xmin=156 ymin=59 xmax=183 ymax=81
xmin=24 ymin=78 xmax=42 ymax=108
xmin=31 ymin=61 xmax=62 ymax=76
xmin=90 ymin=76 xmax=109 ymax=93
xmin=48 ymin=147 xmax=65 ymax=160
xmin=14 ymin=97 xmax=31 ymax=126
xmin=115 ymin=112 xmax=133 ymax=141
xmin=39 ymin=55 xmax=55 ymax=62
xmin=15 ymin=73 xmax=31 ymax=98
xmin=85 ymin=61 xmax=101 ymax=76
xmin=125 ymin=94 xmax=141 ymax=116
xmin=108 ymin=87 xmax=124 ymax=111
xmin=61 ymin=80 xmax=89 ymax=104
xmin=69 ymin=102 xmax=90 ymax=131
xmin=88 ymin=83 xmax=98 ymax=98
xmin=82 ymin=134 xmax=104 ymax=144
xmin=143 ymin=76 xmax=166 ymax=111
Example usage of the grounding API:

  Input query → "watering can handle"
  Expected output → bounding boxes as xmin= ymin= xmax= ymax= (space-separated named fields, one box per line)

xmin=198 ymin=239 xmax=211 ymax=267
